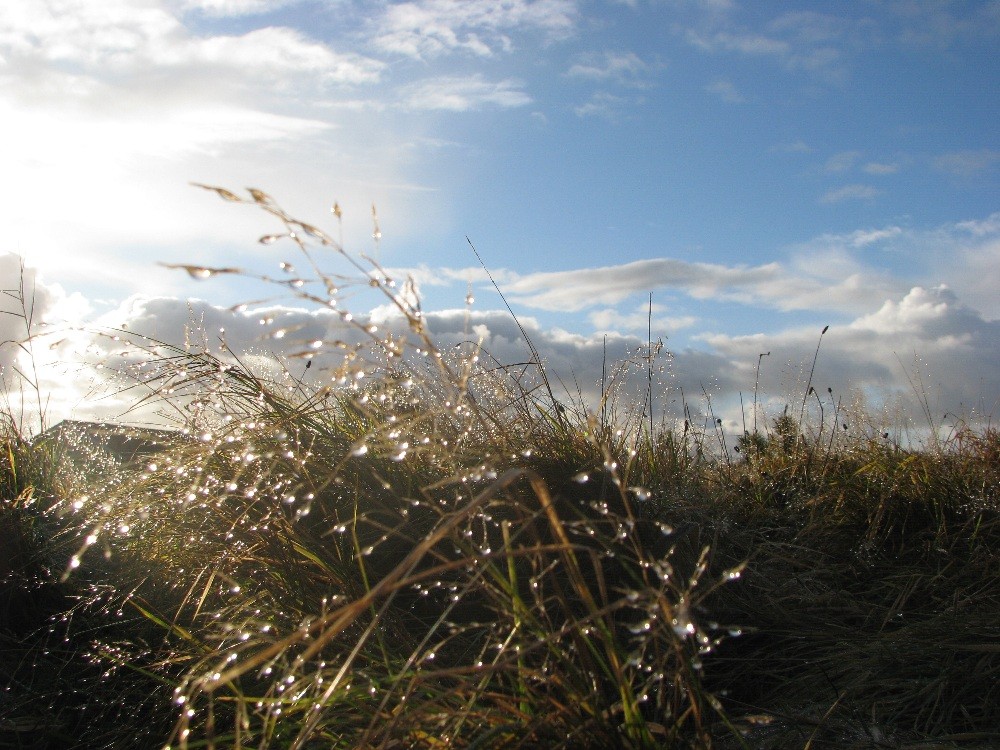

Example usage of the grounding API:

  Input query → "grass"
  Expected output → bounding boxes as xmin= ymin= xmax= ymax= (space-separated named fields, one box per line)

xmin=1 ymin=188 xmax=998 ymax=748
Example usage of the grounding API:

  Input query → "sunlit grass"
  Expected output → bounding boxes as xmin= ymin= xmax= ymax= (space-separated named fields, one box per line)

xmin=2 ymin=190 xmax=998 ymax=748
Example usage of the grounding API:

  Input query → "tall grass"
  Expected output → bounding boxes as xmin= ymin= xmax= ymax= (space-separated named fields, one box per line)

xmin=2 ymin=189 xmax=998 ymax=749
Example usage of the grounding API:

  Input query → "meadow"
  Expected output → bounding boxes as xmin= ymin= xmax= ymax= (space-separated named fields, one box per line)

xmin=2 ymin=188 xmax=998 ymax=749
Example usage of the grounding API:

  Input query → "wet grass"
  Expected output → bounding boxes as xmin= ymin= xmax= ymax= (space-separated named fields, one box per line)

xmin=2 ymin=189 xmax=998 ymax=748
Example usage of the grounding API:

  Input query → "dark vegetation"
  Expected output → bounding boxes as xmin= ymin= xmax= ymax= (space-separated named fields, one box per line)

xmin=2 ymin=188 xmax=997 ymax=748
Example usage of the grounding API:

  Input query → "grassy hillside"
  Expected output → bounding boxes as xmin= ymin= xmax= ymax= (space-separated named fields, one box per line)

xmin=2 ymin=190 xmax=998 ymax=748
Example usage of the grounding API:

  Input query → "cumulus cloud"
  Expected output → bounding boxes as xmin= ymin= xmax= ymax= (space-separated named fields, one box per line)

xmin=704 ymin=285 xmax=1000 ymax=421
xmin=6 ymin=238 xmax=999 ymax=437
xmin=72 ymin=293 xmax=737 ymax=428
xmin=65 ymin=278 xmax=1000 ymax=435
xmin=0 ymin=254 xmax=99 ymax=431
xmin=0 ymin=256 xmax=53 ymax=376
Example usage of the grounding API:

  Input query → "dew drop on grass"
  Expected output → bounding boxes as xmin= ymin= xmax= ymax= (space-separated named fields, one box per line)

xmin=723 ymin=562 xmax=747 ymax=581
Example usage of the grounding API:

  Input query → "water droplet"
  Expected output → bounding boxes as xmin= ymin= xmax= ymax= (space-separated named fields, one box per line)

xmin=629 ymin=486 xmax=652 ymax=501
xmin=722 ymin=562 xmax=747 ymax=581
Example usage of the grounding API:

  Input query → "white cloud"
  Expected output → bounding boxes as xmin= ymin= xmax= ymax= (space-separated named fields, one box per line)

xmin=677 ymin=8 xmax=874 ymax=84
xmin=7 ymin=239 xmax=1000 ymax=439
xmin=399 ymin=213 xmax=1000 ymax=328
xmin=684 ymin=28 xmax=788 ymax=57
xmin=850 ymin=285 xmax=957 ymax=336
xmin=820 ymin=184 xmax=879 ymax=203
xmin=785 ymin=214 xmax=1000 ymax=322
xmin=934 ymin=149 xmax=1000 ymax=177
xmin=179 ymin=0 xmax=300 ymax=17
xmin=893 ymin=2 xmax=1000 ymax=48
xmin=573 ymin=91 xmax=624 ymax=118
xmin=566 ymin=51 xmax=649 ymax=85
xmin=399 ymin=74 xmax=531 ymax=110
xmin=497 ymin=256 xmax=887 ymax=315
xmin=824 ymin=151 xmax=861 ymax=172
xmin=701 ymin=285 xmax=1000 ymax=426
xmin=824 ymin=150 xmax=862 ymax=172
xmin=372 ymin=0 xmax=577 ymax=59
xmin=705 ymin=79 xmax=742 ymax=102
xmin=589 ymin=305 xmax=697 ymax=334
xmin=38 ymin=281 xmax=1000 ymax=438
xmin=841 ymin=226 xmax=903 ymax=247
xmin=863 ymin=161 xmax=899 ymax=175
xmin=773 ymin=140 xmax=811 ymax=153
xmin=0 ymin=0 xmax=458 ymax=302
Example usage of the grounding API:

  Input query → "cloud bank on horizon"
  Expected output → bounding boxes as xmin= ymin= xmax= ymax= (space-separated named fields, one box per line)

xmin=1 ymin=0 xmax=998 ymax=434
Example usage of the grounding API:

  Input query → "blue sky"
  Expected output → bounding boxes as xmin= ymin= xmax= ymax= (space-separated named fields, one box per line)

xmin=1 ymin=0 xmax=998 ymax=434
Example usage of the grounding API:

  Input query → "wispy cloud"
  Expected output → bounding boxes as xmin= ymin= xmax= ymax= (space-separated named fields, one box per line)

xmin=399 ymin=75 xmax=531 ymax=110
xmin=589 ymin=305 xmax=697 ymax=334
xmin=705 ymin=79 xmax=743 ymax=102
xmin=863 ymin=161 xmax=900 ymax=175
xmin=893 ymin=2 xmax=1000 ymax=48
xmin=573 ymin=91 xmax=628 ymax=118
xmin=820 ymin=184 xmax=879 ymax=203
xmin=678 ymin=8 xmax=874 ymax=84
xmin=181 ymin=0 xmax=303 ymax=18
xmin=0 ymin=0 xmax=446 ymax=297
xmin=566 ymin=51 xmax=650 ymax=86
xmin=773 ymin=140 xmax=811 ymax=153
xmin=824 ymin=150 xmax=862 ymax=172
xmin=371 ymin=0 xmax=578 ymax=59
xmin=933 ymin=149 xmax=1000 ymax=177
